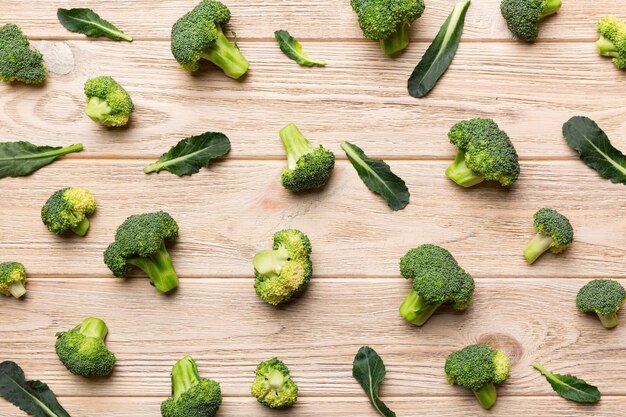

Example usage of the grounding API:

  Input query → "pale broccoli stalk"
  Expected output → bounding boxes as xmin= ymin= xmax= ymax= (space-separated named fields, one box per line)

xmin=0 ymin=262 xmax=27 ymax=299
xmin=596 ymin=16 xmax=626 ymax=69
xmin=84 ymin=76 xmax=135 ymax=127
xmin=524 ymin=208 xmax=573 ymax=264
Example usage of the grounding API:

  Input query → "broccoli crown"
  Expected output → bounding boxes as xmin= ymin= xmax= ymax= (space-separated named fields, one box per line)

xmin=351 ymin=0 xmax=425 ymax=41
xmin=445 ymin=344 xmax=510 ymax=391
xmin=597 ymin=16 xmax=626 ymax=69
xmin=576 ymin=279 xmax=626 ymax=316
xmin=0 ymin=24 xmax=47 ymax=85
xmin=0 ymin=262 xmax=27 ymax=298
xmin=84 ymin=76 xmax=134 ymax=127
xmin=41 ymin=187 xmax=96 ymax=236
xmin=500 ymin=0 xmax=561 ymax=41
xmin=251 ymin=358 xmax=298 ymax=409
xmin=533 ymin=208 xmax=573 ymax=252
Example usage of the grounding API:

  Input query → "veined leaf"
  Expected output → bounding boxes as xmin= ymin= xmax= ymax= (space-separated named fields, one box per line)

xmin=533 ymin=363 xmax=601 ymax=403
xmin=57 ymin=8 xmax=133 ymax=42
xmin=0 ymin=142 xmax=83 ymax=179
xmin=274 ymin=30 xmax=326 ymax=67
xmin=352 ymin=346 xmax=396 ymax=417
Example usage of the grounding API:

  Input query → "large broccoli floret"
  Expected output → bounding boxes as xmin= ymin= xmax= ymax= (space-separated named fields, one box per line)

xmin=84 ymin=76 xmax=134 ymax=127
xmin=596 ymin=16 xmax=626 ymax=69
xmin=161 ymin=356 xmax=222 ymax=417
xmin=0 ymin=262 xmax=27 ymax=299
xmin=577 ymin=279 xmax=626 ymax=329
xmin=500 ymin=0 xmax=561 ymax=41
xmin=251 ymin=358 xmax=298 ymax=409
xmin=445 ymin=344 xmax=510 ymax=409
xmin=103 ymin=211 xmax=180 ymax=293
xmin=399 ymin=244 xmax=475 ymax=326
xmin=351 ymin=0 xmax=426 ymax=55
xmin=0 ymin=24 xmax=47 ymax=85
xmin=41 ymin=187 xmax=96 ymax=236
xmin=55 ymin=317 xmax=116 ymax=377
xmin=171 ymin=0 xmax=249 ymax=79
xmin=523 ymin=208 xmax=573 ymax=264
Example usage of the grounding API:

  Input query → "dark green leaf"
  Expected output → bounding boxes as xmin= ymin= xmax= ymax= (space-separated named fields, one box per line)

xmin=274 ymin=30 xmax=326 ymax=67
xmin=144 ymin=132 xmax=231 ymax=176
xmin=352 ymin=346 xmax=396 ymax=417
xmin=533 ymin=363 xmax=601 ymax=403
xmin=340 ymin=141 xmax=409 ymax=211
xmin=407 ymin=0 xmax=471 ymax=98
xmin=0 ymin=142 xmax=83 ymax=179
xmin=562 ymin=116 xmax=626 ymax=184
xmin=57 ymin=8 xmax=133 ymax=42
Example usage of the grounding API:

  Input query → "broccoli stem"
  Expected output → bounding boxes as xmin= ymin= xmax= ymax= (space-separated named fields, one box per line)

xmin=8 ymin=281 xmax=26 ymax=298
xmin=473 ymin=382 xmax=497 ymax=409
xmin=201 ymin=27 xmax=250 ymax=79
xmin=540 ymin=0 xmax=562 ymax=19
xmin=171 ymin=356 xmax=201 ymax=398
xmin=280 ymin=123 xmax=314 ymax=170
xmin=523 ymin=233 xmax=553 ymax=264
xmin=597 ymin=312 xmax=619 ymax=329
xmin=253 ymin=244 xmax=290 ymax=279
xmin=399 ymin=289 xmax=442 ymax=326
xmin=71 ymin=218 xmax=90 ymax=237
xmin=445 ymin=150 xmax=485 ymax=187
xmin=127 ymin=242 xmax=179 ymax=293
xmin=268 ymin=369 xmax=285 ymax=390
xmin=596 ymin=35 xmax=619 ymax=58
xmin=84 ymin=97 xmax=112 ymax=121
xmin=380 ymin=23 xmax=410 ymax=55
xmin=76 ymin=317 xmax=108 ymax=340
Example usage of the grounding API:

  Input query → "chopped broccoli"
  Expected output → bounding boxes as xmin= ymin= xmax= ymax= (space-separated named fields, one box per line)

xmin=500 ymin=0 xmax=561 ymax=41
xmin=161 ymin=356 xmax=222 ymax=417
xmin=84 ymin=76 xmax=134 ymax=127
xmin=351 ymin=0 xmax=426 ymax=55
xmin=576 ymin=279 xmax=626 ymax=329
xmin=253 ymin=229 xmax=312 ymax=306
xmin=251 ymin=358 xmax=298 ymax=409
xmin=596 ymin=16 xmax=626 ymax=69
xmin=0 ymin=262 xmax=27 ymax=299
xmin=0 ymin=24 xmax=47 ymax=85
xmin=171 ymin=0 xmax=249 ymax=79
xmin=103 ymin=211 xmax=180 ymax=293
xmin=55 ymin=317 xmax=116 ymax=377
xmin=523 ymin=208 xmax=573 ymax=264
xmin=41 ymin=187 xmax=96 ymax=236
xmin=445 ymin=344 xmax=510 ymax=409
xmin=399 ymin=244 xmax=475 ymax=326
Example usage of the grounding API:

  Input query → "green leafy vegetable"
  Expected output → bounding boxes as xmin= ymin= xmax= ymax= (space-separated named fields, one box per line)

xmin=340 ymin=141 xmax=409 ymax=211
xmin=352 ymin=346 xmax=396 ymax=417
xmin=0 ymin=361 xmax=71 ymax=417
xmin=57 ymin=8 xmax=133 ymax=42
xmin=144 ymin=132 xmax=231 ymax=176
xmin=274 ymin=30 xmax=326 ymax=67
xmin=0 ymin=142 xmax=83 ymax=179
xmin=533 ymin=363 xmax=601 ymax=403
xmin=407 ymin=0 xmax=471 ymax=98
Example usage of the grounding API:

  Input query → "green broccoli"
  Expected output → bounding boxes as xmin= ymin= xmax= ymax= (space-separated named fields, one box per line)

xmin=445 ymin=118 xmax=520 ymax=187
xmin=84 ymin=76 xmax=134 ymax=127
xmin=0 ymin=23 xmax=47 ymax=85
xmin=279 ymin=123 xmax=335 ymax=192
xmin=161 ymin=356 xmax=222 ymax=417
xmin=253 ymin=229 xmax=312 ymax=306
xmin=171 ymin=0 xmax=249 ymax=79
xmin=399 ymin=244 xmax=475 ymax=326
xmin=500 ymin=0 xmax=562 ymax=41
xmin=576 ymin=279 xmax=626 ymax=329
xmin=351 ymin=0 xmax=426 ymax=55
xmin=596 ymin=16 xmax=626 ymax=69
xmin=523 ymin=208 xmax=573 ymax=264
xmin=41 ymin=187 xmax=96 ymax=236
xmin=445 ymin=344 xmax=510 ymax=409
xmin=103 ymin=211 xmax=180 ymax=293
xmin=251 ymin=358 xmax=298 ymax=409
xmin=55 ymin=317 xmax=116 ymax=377
xmin=0 ymin=262 xmax=27 ymax=299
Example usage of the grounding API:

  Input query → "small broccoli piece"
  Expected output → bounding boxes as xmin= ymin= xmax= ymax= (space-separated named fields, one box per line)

xmin=55 ymin=317 xmax=116 ymax=377
xmin=399 ymin=244 xmax=475 ymax=326
xmin=576 ymin=279 xmax=626 ymax=329
xmin=351 ymin=0 xmax=426 ymax=55
xmin=253 ymin=229 xmax=312 ymax=306
xmin=445 ymin=344 xmax=510 ymax=409
xmin=500 ymin=0 xmax=562 ymax=41
xmin=524 ymin=208 xmax=573 ymax=264
xmin=84 ymin=76 xmax=134 ymax=127
xmin=41 ymin=187 xmax=96 ymax=236
xmin=171 ymin=0 xmax=249 ymax=79
xmin=596 ymin=16 xmax=626 ymax=69
xmin=251 ymin=358 xmax=298 ymax=409
xmin=161 ymin=356 xmax=222 ymax=417
xmin=0 ymin=262 xmax=27 ymax=299
xmin=103 ymin=211 xmax=180 ymax=293
xmin=0 ymin=24 xmax=47 ymax=85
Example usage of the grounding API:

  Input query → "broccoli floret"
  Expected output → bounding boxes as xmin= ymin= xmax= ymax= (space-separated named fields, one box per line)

xmin=253 ymin=229 xmax=312 ymax=306
xmin=161 ymin=356 xmax=222 ymax=417
xmin=0 ymin=262 xmax=27 ymax=299
xmin=500 ymin=0 xmax=562 ymax=41
xmin=0 ymin=24 xmax=47 ymax=85
xmin=171 ymin=0 xmax=250 ymax=79
xmin=55 ymin=317 xmax=116 ymax=377
xmin=577 ymin=279 xmax=626 ymax=329
xmin=399 ymin=244 xmax=475 ymax=326
xmin=596 ymin=16 xmax=626 ymax=69
xmin=251 ymin=358 xmax=298 ymax=409
xmin=41 ymin=187 xmax=96 ymax=236
xmin=523 ymin=208 xmax=573 ymax=264
xmin=103 ymin=211 xmax=180 ymax=293
xmin=351 ymin=0 xmax=426 ymax=55
xmin=84 ymin=76 xmax=134 ymax=127
xmin=279 ymin=123 xmax=336 ymax=192
xmin=445 ymin=344 xmax=510 ymax=409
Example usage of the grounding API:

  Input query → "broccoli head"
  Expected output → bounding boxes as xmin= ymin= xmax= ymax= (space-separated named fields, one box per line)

xmin=251 ymin=358 xmax=298 ymax=409
xmin=399 ymin=244 xmax=475 ymax=326
xmin=103 ymin=211 xmax=180 ymax=293
xmin=0 ymin=262 xmax=27 ymax=299
xmin=500 ymin=0 xmax=562 ymax=41
xmin=41 ymin=187 xmax=96 ymax=236
xmin=576 ymin=279 xmax=626 ymax=329
xmin=55 ymin=317 xmax=116 ymax=377
xmin=523 ymin=208 xmax=573 ymax=264
xmin=351 ymin=0 xmax=426 ymax=55
xmin=0 ymin=24 xmax=47 ymax=85
xmin=445 ymin=344 xmax=510 ymax=409
xmin=171 ymin=0 xmax=250 ymax=79
xmin=596 ymin=16 xmax=626 ymax=69
xmin=161 ymin=356 xmax=222 ymax=417
xmin=84 ymin=76 xmax=134 ymax=127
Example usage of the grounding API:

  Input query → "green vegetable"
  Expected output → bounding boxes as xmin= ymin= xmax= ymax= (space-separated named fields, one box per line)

xmin=41 ymin=188 xmax=96 ymax=236
xmin=57 ymin=8 xmax=133 ymax=42
xmin=500 ymin=0 xmax=561 ymax=41
xmin=352 ymin=346 xmax=396 ymax=417
xmin=0 ymin=142 xmax=83 ymax=179
xmin=596 ymin=16 xmax=626 ymax=69
xmin=524 ymin=208 xmax=573 ymax=264
xmin=84 ymin=76 xmax=135 ymax=127
xmin=340 ymin=141 xmax=409 ymax=211
xmin=0 ymin=24 xmax=47 ymax=85
xmin=576 ymin=279 xmax=626 ymax=329
xmin=533 ymin=363 xmax=601 ymax=403
xmin=145 ymin=132 xmax=231 ymax=176
xmin=407 ymin=1 xmax=470 ymax=98
xmin=0 ymin=262 xmax=27 ymax=299
xmin=251 ymin=358 xmax=298 ymax=409
xmin=274 ymin=30 xmax=325 ymax=66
